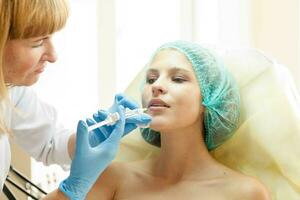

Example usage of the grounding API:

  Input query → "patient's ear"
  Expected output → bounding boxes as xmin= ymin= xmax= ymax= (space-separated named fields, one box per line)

xmin=200 ymin=104 xmax=205 ymax=113
xmin=196 ymin=103 xmax=205 ymax=134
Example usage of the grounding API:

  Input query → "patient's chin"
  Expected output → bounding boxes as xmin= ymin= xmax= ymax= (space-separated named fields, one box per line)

xmin=149 ymin=123 xmax=168 ymax=132
xmin=148 ymin=116 xmax=172 ymax=131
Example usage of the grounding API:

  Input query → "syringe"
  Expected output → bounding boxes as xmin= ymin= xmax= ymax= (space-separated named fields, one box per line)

xmin=87 ymin=108 xmax=148 ymax=132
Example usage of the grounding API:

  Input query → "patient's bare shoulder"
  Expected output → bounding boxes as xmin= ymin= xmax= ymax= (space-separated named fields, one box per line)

xmin=243 ymin=178 xmax=271 ymax=200
xmin=86 ymin=162 xmax=130 ymax=200
xmin=229 ymin=173 xmax=271 ymax=200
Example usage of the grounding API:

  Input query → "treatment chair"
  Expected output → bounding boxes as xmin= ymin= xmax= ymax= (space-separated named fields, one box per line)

xmin=116 ymin=47 xmax=300 ymax=200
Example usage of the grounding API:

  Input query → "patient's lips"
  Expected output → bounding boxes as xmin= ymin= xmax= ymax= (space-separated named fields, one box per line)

xmin=148 ymin=98 xmax=170 ymax=112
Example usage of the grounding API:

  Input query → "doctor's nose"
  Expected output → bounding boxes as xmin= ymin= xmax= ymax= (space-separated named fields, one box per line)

xmin=42 ymin=39 xmax=57 ymax=63
xmin=46 ymin=50 xmax=57 ymax=63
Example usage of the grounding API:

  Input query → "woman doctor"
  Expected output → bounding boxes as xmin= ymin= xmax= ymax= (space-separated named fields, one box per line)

xmin=0 ymin=0 xmax=151 ymax=199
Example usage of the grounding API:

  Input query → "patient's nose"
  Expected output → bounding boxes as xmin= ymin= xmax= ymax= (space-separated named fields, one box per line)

xmin=152 ymin=85 xmax=167 ymax=96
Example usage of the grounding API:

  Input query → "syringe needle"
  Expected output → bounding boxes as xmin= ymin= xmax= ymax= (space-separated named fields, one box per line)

xmin=125 ymin=108 xmax=148 ymax=118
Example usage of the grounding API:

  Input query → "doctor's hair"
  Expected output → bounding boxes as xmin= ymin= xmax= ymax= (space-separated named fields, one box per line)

xmin=0 ymin=0 xmax=69 ymax=134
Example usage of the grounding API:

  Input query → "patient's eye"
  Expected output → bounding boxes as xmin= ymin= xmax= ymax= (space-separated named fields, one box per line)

xmin=172 ymin=76 xmax=186 ymax=83
xmin=172 ymin=77 xmax=186 ymax=83
xmin=146 ymin=75 xmax=157 ymax=84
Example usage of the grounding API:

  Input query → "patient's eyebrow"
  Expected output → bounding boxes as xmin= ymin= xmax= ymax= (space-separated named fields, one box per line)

xmin=146 ymin=67 xmax=192 ymax=74
xmin=169 ymin=67 xmax=192 ymax=74
xmin=146 ymin=68 xmax=159 ymax=74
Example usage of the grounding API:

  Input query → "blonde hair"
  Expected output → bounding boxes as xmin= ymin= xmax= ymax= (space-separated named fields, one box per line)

xmin=0 ymin=0 xmax=69 ymax=134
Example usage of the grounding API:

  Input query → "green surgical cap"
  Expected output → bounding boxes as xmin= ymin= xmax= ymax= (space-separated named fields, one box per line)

xmin=141 ymin=41 xmax=240 ymax=151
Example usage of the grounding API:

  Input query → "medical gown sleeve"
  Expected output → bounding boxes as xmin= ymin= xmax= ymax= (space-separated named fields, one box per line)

xmin=9 ymin=86 xmax=72 ymax=165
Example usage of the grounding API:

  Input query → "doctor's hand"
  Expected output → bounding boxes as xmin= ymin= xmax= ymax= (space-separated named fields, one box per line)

xmin=87 ymin=93 xmax=152 ymax=147
xmin=59 ymin=105 xmax=126 ymax=200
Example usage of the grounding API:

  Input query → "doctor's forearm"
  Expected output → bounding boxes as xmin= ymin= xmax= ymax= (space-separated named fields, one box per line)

xmin=67 ymin=133 xmax=76 ymax=159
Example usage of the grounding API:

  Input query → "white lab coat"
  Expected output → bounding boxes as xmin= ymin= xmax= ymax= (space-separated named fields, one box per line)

xmin=0 ymin=86 xmax=73 ymax=189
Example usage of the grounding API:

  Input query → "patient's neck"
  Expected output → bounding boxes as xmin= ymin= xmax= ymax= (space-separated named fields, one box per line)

xmin=153 ymin=124 xmax=217 ymax=182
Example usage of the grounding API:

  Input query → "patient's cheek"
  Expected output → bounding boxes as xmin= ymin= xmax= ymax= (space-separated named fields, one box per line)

xmin=141 ymin=97 xmax=147 ymax=108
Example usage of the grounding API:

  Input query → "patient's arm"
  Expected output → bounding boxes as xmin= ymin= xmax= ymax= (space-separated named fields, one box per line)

xmin=86 ymin=162 xmax=122 ymax=200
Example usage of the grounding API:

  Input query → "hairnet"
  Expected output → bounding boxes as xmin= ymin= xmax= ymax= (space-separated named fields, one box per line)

xmin=141 ymin=40 xmax=240 ymax=151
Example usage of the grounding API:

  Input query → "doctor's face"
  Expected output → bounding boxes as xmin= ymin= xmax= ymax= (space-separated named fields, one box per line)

xmin=142 ymin=49 xmax=204 ymax=132
xmin=3 ymin=35 xmax=57 ymax=86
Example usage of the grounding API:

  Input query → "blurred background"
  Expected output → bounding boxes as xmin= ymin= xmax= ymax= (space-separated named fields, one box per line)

xmin=8 ymin=0 xmax=299 ymax=195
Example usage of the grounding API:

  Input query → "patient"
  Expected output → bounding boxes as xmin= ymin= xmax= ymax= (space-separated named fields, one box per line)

xmin=87 ymin=41 xmax=270 ymax=199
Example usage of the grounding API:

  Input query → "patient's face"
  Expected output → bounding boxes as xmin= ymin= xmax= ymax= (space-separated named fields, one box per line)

xmin=142 ymin=49 xmax=204 ymax=132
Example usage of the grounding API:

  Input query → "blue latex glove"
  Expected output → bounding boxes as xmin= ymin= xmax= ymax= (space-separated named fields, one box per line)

xmin=59 ymin=105 xmax=126 ymax=200
xmin=87 ymin=94 xmax=151 ymax=147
